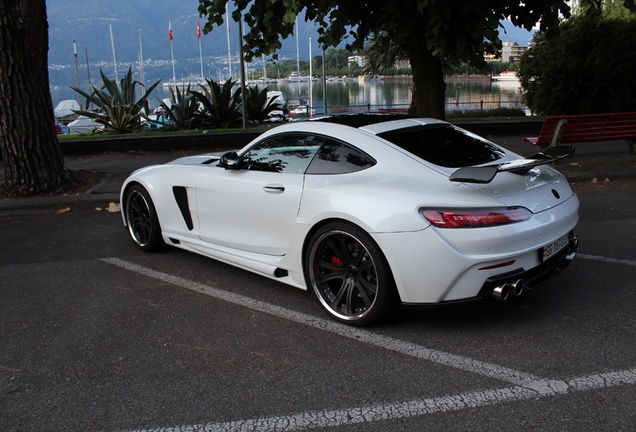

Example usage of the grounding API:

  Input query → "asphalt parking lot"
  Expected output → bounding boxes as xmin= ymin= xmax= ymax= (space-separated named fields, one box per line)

xmin=1 ymin=138 xmax=636 ymax=431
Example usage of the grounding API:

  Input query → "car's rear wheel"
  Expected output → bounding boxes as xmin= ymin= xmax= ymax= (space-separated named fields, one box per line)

xmin=124 ymin=184 xmax=164 ymax=251
xmin=305 ymin=222 xmax=398 ymax=325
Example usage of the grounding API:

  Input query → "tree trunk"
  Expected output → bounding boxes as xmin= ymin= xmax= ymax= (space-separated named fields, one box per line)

xmin=408 ymin=49 xmax=447 ymax=120
xmin=0 ymin=0 xmax=74 ymax=197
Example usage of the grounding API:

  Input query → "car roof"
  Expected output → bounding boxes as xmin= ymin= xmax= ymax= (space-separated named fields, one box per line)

xmin=307 ymin=113 xmax=449 ymax=133
xmin=308 ymin=112 xmax=414 ymax=128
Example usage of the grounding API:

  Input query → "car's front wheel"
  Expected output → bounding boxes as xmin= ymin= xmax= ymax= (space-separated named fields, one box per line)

xmin=305 ymin=222 xmax=398 ymax=325
xmin=124 ymin=184 xmax=164 ymax=251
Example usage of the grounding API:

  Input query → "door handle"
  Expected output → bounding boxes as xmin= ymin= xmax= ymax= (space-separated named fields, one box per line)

xmin=263 ymin=184 xmax=285 ymax=193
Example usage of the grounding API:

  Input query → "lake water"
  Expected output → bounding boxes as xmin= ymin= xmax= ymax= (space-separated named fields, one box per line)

xmin=51 ymin=75 xmax=526 ymax=116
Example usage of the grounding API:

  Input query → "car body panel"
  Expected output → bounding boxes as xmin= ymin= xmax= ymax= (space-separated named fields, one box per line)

xmin=196 ymin=169 xmax=304 ymax=255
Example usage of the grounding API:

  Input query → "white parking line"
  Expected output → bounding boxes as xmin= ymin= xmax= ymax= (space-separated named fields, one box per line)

xmin=101 ymin=257 xmax=636 ymax=431
xmin=125 ymin=369 xmax=636 ymax=432
xmin=100 ymin=257 xmax=541 ymax=386
xmin=578 ymin=253 xmax=636 ymax=267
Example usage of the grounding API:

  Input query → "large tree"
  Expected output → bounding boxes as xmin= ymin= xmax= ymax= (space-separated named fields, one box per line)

xmin=519 ymin=2 xmax=636 ymax=115
xmin=0 ymin=0 xmax=74 ymax=197
xmin=198 ymin=0 xmax=576 ymax=120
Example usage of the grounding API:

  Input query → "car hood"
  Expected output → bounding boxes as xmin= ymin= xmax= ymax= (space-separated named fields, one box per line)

xmin=167 ymin=154 xmax=222 ymax=166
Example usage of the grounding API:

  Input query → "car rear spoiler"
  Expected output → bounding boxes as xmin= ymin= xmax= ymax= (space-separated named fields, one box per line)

xmin=449 ymin=146 xmax=575 ymax=184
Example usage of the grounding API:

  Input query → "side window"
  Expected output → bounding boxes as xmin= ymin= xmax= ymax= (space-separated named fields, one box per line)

xmin=306 ymin=138 xmax=376 ymax=174
xmin=241 ymin=134 xmax=322 ymax=174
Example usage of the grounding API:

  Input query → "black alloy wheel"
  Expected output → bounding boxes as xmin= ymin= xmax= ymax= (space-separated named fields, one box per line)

xmin=124 ymin=184 xmax=164 ymax=251
xmin=305 ymin=222 xmax=397 ymax=325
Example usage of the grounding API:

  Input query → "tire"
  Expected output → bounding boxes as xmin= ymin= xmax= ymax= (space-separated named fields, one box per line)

xmin=124 ymin=184 xmax=164 ymax=251
xmin=305 ymin=222 xmax=398 ymax=326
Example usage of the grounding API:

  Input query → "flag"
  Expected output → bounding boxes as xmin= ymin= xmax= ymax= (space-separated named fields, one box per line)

xmin=197 ymin=20 xmax=201 ymax=41
xmin=169 ymin=21 xmax=173 ymax=42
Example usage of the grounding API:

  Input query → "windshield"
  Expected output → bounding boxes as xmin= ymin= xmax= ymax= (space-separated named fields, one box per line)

xmin=377 ymin=124 xmax=506 ymax=168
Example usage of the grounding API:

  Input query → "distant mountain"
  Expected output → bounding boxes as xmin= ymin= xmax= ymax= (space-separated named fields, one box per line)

xmin=499 ymin=20 xmax=537 ymax=45
xmin=47 ymin=0 xmax=325 ymax=87
xmin=47 ymin=0 xmax=535 ymax=88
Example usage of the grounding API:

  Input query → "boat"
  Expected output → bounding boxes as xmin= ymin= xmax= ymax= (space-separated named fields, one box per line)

xmin=67 ymin=115 xmax=102 ymax=134
xmin=491 ymin=71 xmax=519 ymax=82
xmin=288 ymin=71 xmax=301 ymax=82
xmin=54 ymin=99 xmax=80 ymax=123
xmin=288 ymin=106 xmax=316 ymax=117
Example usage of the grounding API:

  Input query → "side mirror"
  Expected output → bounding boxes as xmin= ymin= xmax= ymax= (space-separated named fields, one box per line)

xmin=219 ymin=151 xmax=240 ymax=170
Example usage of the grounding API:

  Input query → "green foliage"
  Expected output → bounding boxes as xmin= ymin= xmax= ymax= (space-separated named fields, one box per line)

xmin=518 ymin=14 xmax=636 ymax=115
xmin=361 ymin=35 xmax=407 ymax=77
xmin=244 ymin=85 xmax=281 ymax=124
xmin=197 ymin=0 xmax=577 ymax=119
xmin=153 ymin=84 xmax=199 ymax=131
xmin=71 ymin=67 xmax=161 ymax=133
xmin=190 ymin=78 xmax=242 ymax=129
xmin=263 ymin=48 xmax=360 ymax=78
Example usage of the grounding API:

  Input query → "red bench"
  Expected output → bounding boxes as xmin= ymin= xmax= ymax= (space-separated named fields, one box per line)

xmin=525 ymin=112 xmax=636 ymax=154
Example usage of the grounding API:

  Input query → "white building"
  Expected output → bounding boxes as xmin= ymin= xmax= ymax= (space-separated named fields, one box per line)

xmin=501 ymin=41 xmax=528 ymax=63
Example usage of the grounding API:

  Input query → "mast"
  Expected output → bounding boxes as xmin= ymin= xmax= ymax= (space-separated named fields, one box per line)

xmin=73 ymin=40 xmax=81 ymax=109
xmin=109 ymin=24 xmax=118 ymax=82
xmin=138 ymin=29 xmax=145 ymax=85
xmin=85 ymin=46 xmax=92 ymax=88
xmin=295 ymin=17 xmax=300 ymax=75
xmin=322 ymin=47 xmax=327 ymax=114
xmin=308 ymin=37 xmax=312 ymax=113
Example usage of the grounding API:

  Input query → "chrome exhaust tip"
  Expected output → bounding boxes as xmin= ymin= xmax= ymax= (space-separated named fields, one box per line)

xmin=492 ymin=284 xmax=510 ymax=301
xmin=510 ymin=279 xmax=524 ymax=297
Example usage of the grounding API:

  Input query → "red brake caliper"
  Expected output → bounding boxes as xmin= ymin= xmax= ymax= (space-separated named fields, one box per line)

xmin=332 ymin=256 xmax=342 ymax=273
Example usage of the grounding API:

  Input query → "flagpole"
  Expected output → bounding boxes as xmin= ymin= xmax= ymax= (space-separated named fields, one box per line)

xmin=169 ymin=21 xmax=176 ymax=87
xmin=197 ymin=21 xmax=204 ymax=83
xmin=309 ymin=37 xmax=313 ymax=115
xmin=226 ymin=8 xmax=232 ymax=79
xmin=238 ymin=15 xmax=248 ymax=129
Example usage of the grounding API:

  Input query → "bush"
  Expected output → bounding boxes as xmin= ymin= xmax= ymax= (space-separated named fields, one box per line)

xmin=153 ymin=84 xmax=199 ymax=131
xmin=244 ymin=85 xmax=281 ymax=124
xmin=71 ymin=68 xmax=161 ymax=133
xmin=190 ymin=78 xmax=242 ymax=129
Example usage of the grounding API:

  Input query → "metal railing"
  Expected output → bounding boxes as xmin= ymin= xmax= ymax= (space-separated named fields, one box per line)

xmin=289 ymin=100 xmax=527 ymax=117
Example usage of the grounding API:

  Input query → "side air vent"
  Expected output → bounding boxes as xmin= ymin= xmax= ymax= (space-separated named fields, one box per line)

xmin=274 ymin=268 xmax=288 ymax=278
xmin=172 ymin=186 xmax=194 ymax=230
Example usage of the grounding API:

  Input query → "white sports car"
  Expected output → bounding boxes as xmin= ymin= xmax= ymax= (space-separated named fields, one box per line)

xmin=120 ymin=114 xmax=579 ymax=325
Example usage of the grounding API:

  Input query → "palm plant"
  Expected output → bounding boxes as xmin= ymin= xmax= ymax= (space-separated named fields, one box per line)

xmin=153 ymin=83 xmax=199 ymax=131
xmin=190 ymin=78 xmax=242 ymax=129
xmin=71 ymin=67 xmax=161 ymax=133
xmin=244 ymin=85 xmax=281 ymax=124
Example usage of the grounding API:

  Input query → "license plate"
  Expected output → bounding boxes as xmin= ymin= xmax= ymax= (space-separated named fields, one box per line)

xmin=540 ymin=234 xmax=570 ymax=262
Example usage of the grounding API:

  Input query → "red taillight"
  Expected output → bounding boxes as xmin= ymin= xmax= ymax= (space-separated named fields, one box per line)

xmin=421 ymin=207 xmax=532 ymax=228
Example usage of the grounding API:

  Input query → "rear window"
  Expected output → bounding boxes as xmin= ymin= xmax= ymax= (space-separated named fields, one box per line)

xmin=377 ymin=124 xmax=505 ymax=168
